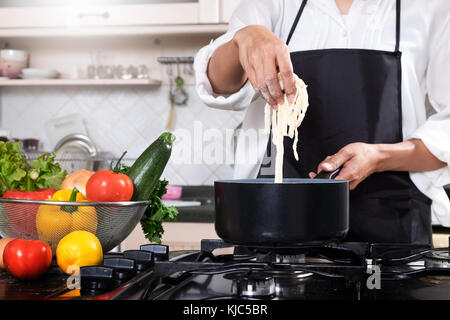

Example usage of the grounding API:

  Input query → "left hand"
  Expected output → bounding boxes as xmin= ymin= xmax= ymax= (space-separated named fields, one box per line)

xmin=309 ymin=143 xmax=382 ymax=190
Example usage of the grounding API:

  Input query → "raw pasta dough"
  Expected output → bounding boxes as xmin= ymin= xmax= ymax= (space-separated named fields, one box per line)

xmin=264 ymin=74 xmax=309 ymax=183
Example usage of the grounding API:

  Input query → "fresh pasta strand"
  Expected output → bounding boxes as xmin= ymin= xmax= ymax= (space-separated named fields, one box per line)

xmin=264 ymin=74 xmax=309 ymax=183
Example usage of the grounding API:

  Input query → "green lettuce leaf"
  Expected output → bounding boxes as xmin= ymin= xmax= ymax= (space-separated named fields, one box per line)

xmin=0 ymin=142 xmax=67 ymax=195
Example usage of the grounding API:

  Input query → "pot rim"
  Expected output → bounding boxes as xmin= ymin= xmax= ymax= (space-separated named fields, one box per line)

xmin=215 ymin=178 xmax=348 ymax=184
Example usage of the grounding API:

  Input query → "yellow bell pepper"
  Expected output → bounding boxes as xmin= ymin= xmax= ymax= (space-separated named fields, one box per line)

xmin=36 ymin=188 xmax=98 ymax=249
xmin=50 ymin=189 xmax=87 ymax=202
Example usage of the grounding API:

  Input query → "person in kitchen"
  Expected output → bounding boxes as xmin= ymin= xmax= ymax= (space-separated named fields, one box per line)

xmin=194 ymin=0 xmax=450 ymax=245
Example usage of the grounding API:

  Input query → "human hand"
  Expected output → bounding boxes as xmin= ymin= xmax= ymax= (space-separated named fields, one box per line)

xmin=233 ymin=25 xmax=296 ymax=108
xmin=309 ymin=143 xmax=383 ymax=190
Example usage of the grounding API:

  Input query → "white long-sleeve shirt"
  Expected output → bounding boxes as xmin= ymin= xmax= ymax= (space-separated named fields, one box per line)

xmin=194 ymin=0 xmax=450 ymax=226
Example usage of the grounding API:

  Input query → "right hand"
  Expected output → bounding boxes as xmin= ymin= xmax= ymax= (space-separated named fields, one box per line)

xmin=233 ymin=25 xmax=297 ymax=108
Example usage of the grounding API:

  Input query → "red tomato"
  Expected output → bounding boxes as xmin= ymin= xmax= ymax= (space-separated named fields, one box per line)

xmin=3 ymin=239 xmax=52 ymax=280
xmin=85 ymin=170 xmax=134 ymax=202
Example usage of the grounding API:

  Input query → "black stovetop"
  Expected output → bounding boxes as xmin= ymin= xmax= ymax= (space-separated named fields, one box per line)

xmin=0 ymin=240 xmax=449 ymax=300
xmin=144 ymin=240 xmax=450 ymax=300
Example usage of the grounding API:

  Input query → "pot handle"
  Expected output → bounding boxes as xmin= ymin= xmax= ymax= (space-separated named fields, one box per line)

xmin=314 ymin=167 xmax=342 ymax=180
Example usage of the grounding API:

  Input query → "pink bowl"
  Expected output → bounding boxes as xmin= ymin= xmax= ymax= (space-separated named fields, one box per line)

xmin=162 ymin=185 xmax=183 ymax=200
xmin=0 ymin=50 xmax=29 ymax=78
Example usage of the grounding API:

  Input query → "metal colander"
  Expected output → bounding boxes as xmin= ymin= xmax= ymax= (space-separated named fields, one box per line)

xmin=0 ymin=198 xmax=150 ymax=253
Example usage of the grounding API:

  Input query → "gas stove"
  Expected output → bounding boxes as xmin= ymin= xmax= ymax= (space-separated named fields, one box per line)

xmin=0 ymin=240 xmax=449 ymax=300
xmin=145 ymin=240 xmax=450 ymax=300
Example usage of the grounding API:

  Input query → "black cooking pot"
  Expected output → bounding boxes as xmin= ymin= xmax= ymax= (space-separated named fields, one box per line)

xmin=214 ymin=171 xmax=349 ymax=248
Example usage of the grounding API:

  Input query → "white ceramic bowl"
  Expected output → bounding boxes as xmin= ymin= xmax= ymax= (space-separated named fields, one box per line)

xmin=21 ymin=68 xmax=58 ymax=79
xmin=0 ymin=50 xmax=29 ymax=78
xmin=1 ymin=49 xmax=27 ymax=61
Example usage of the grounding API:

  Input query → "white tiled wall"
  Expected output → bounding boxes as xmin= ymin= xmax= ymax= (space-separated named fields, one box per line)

xmin=0 ymin=86 xmax=245 ymax=185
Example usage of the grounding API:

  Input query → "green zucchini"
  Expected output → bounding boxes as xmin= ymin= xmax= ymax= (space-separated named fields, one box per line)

xmin=127 ymin=132 xmax=176 ymax=201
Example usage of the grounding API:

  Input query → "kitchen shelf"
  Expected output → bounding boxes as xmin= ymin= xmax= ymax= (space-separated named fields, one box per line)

xmin=0 ymin=78 xmax=162 ymax=86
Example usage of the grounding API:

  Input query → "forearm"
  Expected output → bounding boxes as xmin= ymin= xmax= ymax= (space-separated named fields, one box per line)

xmin=376 ymin=139 xmax=447 ymax=173
xmin=207 ymin=38 xmax=247 ymax=95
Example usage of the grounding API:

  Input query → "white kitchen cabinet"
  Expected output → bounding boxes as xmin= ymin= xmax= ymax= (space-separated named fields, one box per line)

xmin=0 ymin=1 xmax=219 ymax=28
xmin=0 ymin=0 xmax=227 ymax=37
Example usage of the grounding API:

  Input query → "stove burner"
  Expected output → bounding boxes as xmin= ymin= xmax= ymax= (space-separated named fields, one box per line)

xmin=424 ymin=250 xmax=450 ymax=269
xmin=226 ymin=272 xmax=275 ymax=298
xmin=256 ymin=252 xmax=306 ymax=264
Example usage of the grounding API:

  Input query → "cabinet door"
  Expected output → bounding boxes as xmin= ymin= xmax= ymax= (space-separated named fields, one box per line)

xmin=0 ymin=7 xmax=70 ymax=28
xmin=67 ymin=3 xmax=199 ymax=26
xmin=219 ymin=0 xmax=241 ymax=23
xmin=0 ymin=0 xmax=219 ymax=28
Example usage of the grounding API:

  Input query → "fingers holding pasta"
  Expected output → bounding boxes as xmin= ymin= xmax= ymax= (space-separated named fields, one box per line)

xmin=276 ymin=48 xmax=297 ymax=103
xmin=233 ymin=26 xmax=310 ymax=184
xmin=233 ymin=25 xmax=295 ymax=108
xmin=265 ymin=74 xmax=309 ymax=183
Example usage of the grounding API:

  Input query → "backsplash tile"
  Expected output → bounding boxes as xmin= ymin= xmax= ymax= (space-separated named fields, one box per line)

xmin=0 ymin=86 xmax=245 ymax=186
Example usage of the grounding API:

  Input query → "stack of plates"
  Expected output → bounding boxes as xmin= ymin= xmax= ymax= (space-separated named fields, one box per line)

xmin=20 ymin=68 xmax=59 ymax=79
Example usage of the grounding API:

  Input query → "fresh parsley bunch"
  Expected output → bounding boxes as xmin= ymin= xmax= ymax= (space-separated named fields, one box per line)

xmin=112 ymin=152 xmax=179 ymax=244
xmin=140 ymin=179 xmax=179 ymax=243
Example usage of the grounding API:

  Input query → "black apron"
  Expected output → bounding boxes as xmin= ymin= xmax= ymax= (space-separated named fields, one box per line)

xmin=258 ymin=0 xmax=432 ymax=245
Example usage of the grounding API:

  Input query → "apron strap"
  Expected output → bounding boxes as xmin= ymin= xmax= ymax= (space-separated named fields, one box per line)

xmin=286 ymin=0 xmax=308 ymax=46
xmin=395 ymin=0 xmax=401 ymax=52
xmin=286 ymin=0 xmax=401 ymax=52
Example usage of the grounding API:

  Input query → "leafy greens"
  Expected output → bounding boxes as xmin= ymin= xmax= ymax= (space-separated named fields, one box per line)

xmin=140 ymin=179 xmax=179 ymax=243
xmin=0 ymin=141 xmax=67 ymax=195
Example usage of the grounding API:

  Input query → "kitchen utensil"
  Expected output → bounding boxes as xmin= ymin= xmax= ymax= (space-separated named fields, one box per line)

xmin=183 ymin=63 xmax=194 ymax=76
xmin=45 ymin=114 xmax=88 ymax=149
xmin=214 ymin=176 xmax=349 ymax=248
xmin=23 ymin=151 xmax=115 ymax=174
xmin=0 ymin=49 xmax=28 ymax=78
xmin=166 ymin=64 xmax=175 ymax=130
xmin=171 ymin=64 xmax=188 ymax=106
xmin=166 ymin=101 xmax=176 ymax=131
xmin=20 ymin=68 xmax=58 ymax=79
xmin=166 ymin=63 xmax=188 ymax=130
xmin=54 ymin=133 xmax=97 ymax=172
xmin=21 ymin=138 xmax=40 ymax=152
xmin=0 ymin=198 xmax=150 ymax=253
xmin=313 ymin=167 xmax=342 ymax=180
